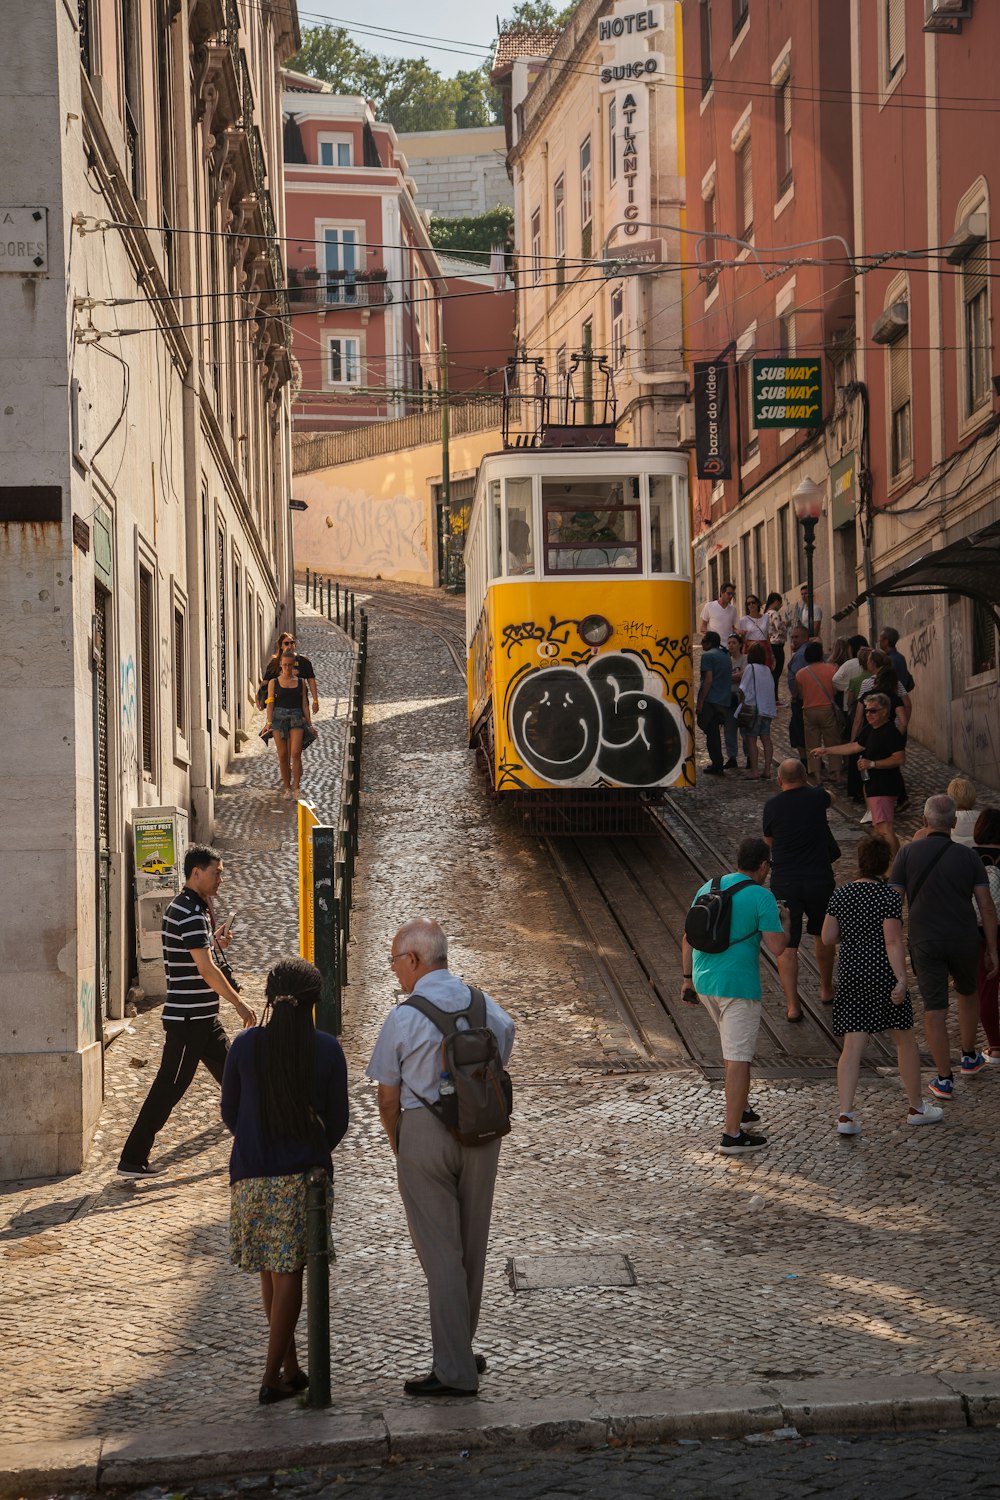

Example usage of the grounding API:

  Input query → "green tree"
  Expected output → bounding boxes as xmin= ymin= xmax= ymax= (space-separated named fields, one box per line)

xmin=430 ymin=206 xmax=515 ymax=259
xmin=379 ymin=57 xmax=460 ymax=133
xmin=289 ymin=27 xmax=384 ymax=99
xmin=504 ymin=0 xmax=574 ymax=26
xmin=454 ymin=64 xmax=503 ymax=128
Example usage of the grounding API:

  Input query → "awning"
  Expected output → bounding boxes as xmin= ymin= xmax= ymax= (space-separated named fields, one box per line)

xmin=835 ymin=515 xmax=1000 ymax=633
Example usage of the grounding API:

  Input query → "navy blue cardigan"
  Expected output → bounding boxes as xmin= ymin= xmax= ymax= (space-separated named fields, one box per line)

xmin=220 ymin=1027 xmax=349 ymax=1183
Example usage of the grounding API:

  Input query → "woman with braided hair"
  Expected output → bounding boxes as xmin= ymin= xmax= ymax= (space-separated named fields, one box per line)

xmin=221 ymin=958 xmax=349 ymax=1405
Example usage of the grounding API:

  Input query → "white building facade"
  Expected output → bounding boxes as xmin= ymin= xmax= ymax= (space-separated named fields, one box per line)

xmin=0 ymin=0 xmax=298 ymax=1179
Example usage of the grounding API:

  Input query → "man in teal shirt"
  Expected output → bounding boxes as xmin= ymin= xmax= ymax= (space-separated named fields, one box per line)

xmin=681 ymin=837 xmax=789 ymax=1154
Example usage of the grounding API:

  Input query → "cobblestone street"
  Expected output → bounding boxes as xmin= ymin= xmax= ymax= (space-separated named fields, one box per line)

xmin=4 ymin=589 xmax=1000 ymax=1484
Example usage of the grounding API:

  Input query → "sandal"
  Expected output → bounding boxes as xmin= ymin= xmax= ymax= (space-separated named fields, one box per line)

xmin=785 ymin=1010 xmax=803 ymax=1023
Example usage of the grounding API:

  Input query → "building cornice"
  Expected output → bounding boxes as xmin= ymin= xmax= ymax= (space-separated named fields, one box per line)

xmin=509 ymin=0 xmax=611 ymax=169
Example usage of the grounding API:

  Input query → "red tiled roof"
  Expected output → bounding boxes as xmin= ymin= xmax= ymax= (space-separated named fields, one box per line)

xmin=491 ymin=28 xmax=562 ymax=73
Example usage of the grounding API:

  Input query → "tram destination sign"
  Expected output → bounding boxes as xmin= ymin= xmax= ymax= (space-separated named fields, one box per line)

xmin=751 ymin=359 xmax=822 ymax=428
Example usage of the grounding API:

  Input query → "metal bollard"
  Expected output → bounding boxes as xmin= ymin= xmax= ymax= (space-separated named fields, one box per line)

xmin=305 ymin=1168 xmax=332 ymax=1408
xmin=311 ymin=572 xmax=317 ymax=609
xmin=335 ymin=582 xmax=340 ymax=627
xmin=326 ymin=577 xmax=331 ymax=619
xmin=350 ymin=593 xmax=356 ymax=638
xmin=335 ymin=862 xmax=347 ymax=984
xmin=304 ymin=567 xmax=310 ymax=603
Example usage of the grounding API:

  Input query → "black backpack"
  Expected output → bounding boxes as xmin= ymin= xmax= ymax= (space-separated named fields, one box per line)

xmin=405 ymin=988 xmax=513 ymax=1147
xmin=684 ymin=877 xmax=756 ymax=954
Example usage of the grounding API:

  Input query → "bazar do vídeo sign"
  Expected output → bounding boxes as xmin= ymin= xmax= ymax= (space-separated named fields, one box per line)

xmin=751 ymin=359 xmax=823 ymax=428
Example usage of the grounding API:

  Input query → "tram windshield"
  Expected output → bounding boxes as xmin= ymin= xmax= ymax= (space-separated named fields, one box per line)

xmin=542 ymin=477 xmax=640 ymax=574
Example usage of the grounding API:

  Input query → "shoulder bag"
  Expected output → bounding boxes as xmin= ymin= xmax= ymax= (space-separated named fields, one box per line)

xmin=803 ymin=666 xmax=852 ymax=739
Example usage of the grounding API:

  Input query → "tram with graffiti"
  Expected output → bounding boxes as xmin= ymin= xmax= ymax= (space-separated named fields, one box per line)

xmin=465 ymin=355 xmax=694 ymax=831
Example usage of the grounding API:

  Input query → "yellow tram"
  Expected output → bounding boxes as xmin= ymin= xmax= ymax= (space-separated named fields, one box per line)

xmin=465 ymin=357 xmax=695 ymax=829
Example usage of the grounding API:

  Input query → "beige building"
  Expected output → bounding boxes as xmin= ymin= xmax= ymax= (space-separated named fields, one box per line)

xmin=0 ymin=0 xmax=298 ymax=1178
xmin=494 ymin=4 xmax=688 ymax=448
xmin=395 ymin=125 xmax=512 ymax=219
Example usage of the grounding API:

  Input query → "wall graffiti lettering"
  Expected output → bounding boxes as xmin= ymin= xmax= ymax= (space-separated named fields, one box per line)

xmin=303 ymin=492 xmax=430 ymax=577
xmin=909 ymin=621 xmax=936 ymax=671
xmin=507 ymin=651 xmax=685 ymax=788
xmin=500 ymin=616 xmax=587 ymax=660
xmin=78 ymin=978 xmax=95 ymax=1045
xmin=120 ymin=655 xmax=138 ymax=784
xmin=120 ymin=656 xmax=136 ymax=727
xmin=159 ymin=634 xmax=170 ymax=690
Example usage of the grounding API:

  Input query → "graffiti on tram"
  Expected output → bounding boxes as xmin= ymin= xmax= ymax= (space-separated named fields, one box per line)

xmin=505 ymin=650 xmax=688 ymax=788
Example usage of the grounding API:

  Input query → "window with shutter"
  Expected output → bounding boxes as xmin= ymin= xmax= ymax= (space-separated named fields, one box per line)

xmin=776 ymin=79 xmax=792 ymax=195
xmin=738 ymin=139 xmax=753 ymax=238
xmin=964 ymin=242 xmax=989 ymax=415
xmin=886 ymin=0 xmax=904 ymax=82
xmin=700 ymin=0 xmax=713 ymax=93
xmin=217 ymin=527 xmax=228 ymax=716
xmin=139 ymin=566 xmax=154 ymax=774
xmin=889 ymin=331 xmax=911 ymax=477
xmin=704 ymin=189 xmax=718 ymax=289
xmin=173 ymin=607 xmax=185 ymax=734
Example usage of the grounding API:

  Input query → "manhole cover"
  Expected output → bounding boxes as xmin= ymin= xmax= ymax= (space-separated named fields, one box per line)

xmin=507 ymin=1253 xmax=637 ymax=1292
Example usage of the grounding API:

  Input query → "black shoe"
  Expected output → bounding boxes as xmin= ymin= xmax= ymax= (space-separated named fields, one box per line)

xmin=284 ymin=1370 xmax=309 ymax=1392
xmin=117 ymin=1161 xmax=165 ymax=1179
xmin=259 ymin=1382 xmax=297 ymax=1405
xmin=719 ymin=1130 xmax=768 ymax=1155
xmin=403 ymin=1373 xmax=478 ymax=1398
xmin=723 ymin=758 xmax=738 ymax=769
xmin=475 ymin=1354 xmax=487 ymax=1375
xmin=741 ymin=1106 xmax=760 ymax=1125
xmin=703 ymin=765 xmax=725 ymax=776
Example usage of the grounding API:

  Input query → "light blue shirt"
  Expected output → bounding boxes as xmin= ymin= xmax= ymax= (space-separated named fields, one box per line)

xmin=366 ymin=968 xmax=516 ymax=1110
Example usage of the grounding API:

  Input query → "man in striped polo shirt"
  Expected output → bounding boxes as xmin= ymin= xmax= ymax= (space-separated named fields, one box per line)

xmin=118 ymin=844 xmax=256 ymax=1178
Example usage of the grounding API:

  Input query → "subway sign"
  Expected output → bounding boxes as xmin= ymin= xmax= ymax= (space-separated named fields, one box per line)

xmin=751 ymin=359 xmax=822 ymax=428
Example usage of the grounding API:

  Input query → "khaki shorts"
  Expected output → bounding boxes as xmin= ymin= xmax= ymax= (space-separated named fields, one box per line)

xmin=700 ymin=995 xmax=763 ymax=1063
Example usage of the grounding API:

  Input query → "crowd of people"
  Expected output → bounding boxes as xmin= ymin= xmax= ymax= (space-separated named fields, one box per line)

xmin=688 ymin=581 xmax=1000 ymax=1150
xmin=696 ymin=580 xmax=917 ymax=852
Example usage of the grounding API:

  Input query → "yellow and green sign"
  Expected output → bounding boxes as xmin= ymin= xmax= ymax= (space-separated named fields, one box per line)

xmin=134 ymin=819 xmax=176 ymax=877
xmin=751 ymin=359 xmax=822 ymax=428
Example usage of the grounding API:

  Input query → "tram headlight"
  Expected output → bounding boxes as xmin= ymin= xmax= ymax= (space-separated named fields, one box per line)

xmin=579 ymin=614 xmax=613 ymax=647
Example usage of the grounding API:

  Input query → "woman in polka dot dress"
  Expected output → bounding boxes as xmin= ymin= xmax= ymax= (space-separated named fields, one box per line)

xmin=821 ymin=836 xmax=943 ymax=1134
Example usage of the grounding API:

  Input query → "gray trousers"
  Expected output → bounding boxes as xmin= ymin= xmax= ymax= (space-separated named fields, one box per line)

xmin=396 ymin=1106 xmax=502 ymax=1390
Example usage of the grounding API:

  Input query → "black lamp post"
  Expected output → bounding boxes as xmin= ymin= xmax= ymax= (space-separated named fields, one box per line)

xmin=793 ymin=477 xmax=823 ymax=637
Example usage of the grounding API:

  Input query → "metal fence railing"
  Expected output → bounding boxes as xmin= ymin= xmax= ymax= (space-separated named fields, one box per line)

xmin=292 ymin=396 xmax=508 ymax=474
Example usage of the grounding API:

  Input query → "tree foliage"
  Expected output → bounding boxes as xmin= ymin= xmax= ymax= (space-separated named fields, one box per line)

xmin=429 ymin=206 xmax=515 ymax=259
xmin=505 ymin=0 xmax=574 ymax=25
xmin=289 ymin=27 xmax=503 ymax=134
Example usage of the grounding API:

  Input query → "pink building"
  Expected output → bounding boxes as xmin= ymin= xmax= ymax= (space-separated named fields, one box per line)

xmin=681 ymin=0 xmax=854 ymax=630
xmin=850 ymin=0 xmax=1000 ymax=783
xmin=282 ymin=75 xmax=445 ymax=429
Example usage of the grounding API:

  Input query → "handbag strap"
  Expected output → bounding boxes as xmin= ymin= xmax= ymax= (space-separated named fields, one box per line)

xmin=907 ymin=839 xmax=954 ymax=909
xmin=802 ymin=665 xmax=837 ymax=708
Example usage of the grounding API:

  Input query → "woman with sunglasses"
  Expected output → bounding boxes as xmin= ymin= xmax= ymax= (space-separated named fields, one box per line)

xmin=266 ymin=642 xmax=313 ymax=798
xmin=221 ymin=958 xmax=349 ymax=1406
xmin=810 ymin=692 xmax=906 ymax=853
xmin=260 ymin=632 xmax=319 ymax=718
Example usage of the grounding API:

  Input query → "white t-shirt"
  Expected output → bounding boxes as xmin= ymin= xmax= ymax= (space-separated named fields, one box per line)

xmin=793 ymin=599 xmax=823 ymax=629
xmin=700 ymin=598 xmax=737 ymax=639
xmin=739 ymin=614 xmax=770 ymax=649
xmin=740 ymin=663 xmax=777 ymax=719
xmin=832 ymin=657 xmax=861 ymax=692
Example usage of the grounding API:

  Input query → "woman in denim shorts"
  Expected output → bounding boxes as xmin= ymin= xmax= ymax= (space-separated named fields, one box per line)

xmin=266 ymin=644 xmax=312 ymax=798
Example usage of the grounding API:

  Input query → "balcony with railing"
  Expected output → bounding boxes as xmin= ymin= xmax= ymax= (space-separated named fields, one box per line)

xmin=288 ymin=267 xmax=393 ymax=308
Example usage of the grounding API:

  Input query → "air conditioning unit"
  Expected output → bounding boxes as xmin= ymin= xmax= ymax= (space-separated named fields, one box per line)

xmin=677 ymin=402 xmax=697 ymax=448
xmin=924 ymin=0 xmax=971 ymax=32
xmin=871 ymin=302 xmax=909 ymax=345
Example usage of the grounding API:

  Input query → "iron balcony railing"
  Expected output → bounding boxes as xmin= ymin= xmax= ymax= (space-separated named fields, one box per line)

xmin=289 ymin=268 xmax=392 ymax=308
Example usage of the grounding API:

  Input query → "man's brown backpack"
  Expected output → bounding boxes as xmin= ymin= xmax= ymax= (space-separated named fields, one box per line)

xmin=405 ymin=988 xmax=513 ymax=1147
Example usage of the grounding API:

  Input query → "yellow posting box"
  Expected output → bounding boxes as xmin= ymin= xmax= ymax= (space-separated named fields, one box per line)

xmin=297 ymin=799 xmax=319 ymax=961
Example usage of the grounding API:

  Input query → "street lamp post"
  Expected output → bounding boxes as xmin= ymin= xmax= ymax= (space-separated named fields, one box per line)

xmin=792 ymin=477 xmax=824 ymax=637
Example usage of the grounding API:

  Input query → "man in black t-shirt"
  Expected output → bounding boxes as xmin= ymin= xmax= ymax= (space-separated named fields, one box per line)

xmin=118 ymin=845 xmax=255 ymax=1178
xmin=763 ymin=759 xmax=837 ymax=1020
xmin=890 ymin=794 xmax=998 ymax=1100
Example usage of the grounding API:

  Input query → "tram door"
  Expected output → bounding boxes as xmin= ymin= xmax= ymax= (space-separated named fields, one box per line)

xmin=94 ymin=584 xmax=113 ymax=1025
xmin=435 ymin=476 xmax=475 ymax=592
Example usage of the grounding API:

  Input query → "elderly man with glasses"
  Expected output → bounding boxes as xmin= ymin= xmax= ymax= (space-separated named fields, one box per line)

xmin=811 ymin=692 xmax=906 ymax=853
xmin=366 ymin=918 xmax=515 ymax=1399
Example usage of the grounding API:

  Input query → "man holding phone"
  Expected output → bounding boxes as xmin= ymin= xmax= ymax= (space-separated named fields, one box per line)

xmin=118 ymin=844 xmax=255 ymax=1178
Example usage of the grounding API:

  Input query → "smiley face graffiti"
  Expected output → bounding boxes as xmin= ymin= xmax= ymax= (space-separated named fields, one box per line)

xmin=508 ymin=651 xmax=686 ymax=788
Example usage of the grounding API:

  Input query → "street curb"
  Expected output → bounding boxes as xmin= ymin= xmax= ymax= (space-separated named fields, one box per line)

xmin=1 ymin=1370 xmax=997 ymax=1495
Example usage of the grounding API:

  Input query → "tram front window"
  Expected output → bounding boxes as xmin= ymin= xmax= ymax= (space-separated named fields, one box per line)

xmin=505 ymin=477 xmax=535 ymax=575
xmin=542 ymin=478 xmax=640 ymax=573
xmin=649 ymin=475 xmax=677 ymax=573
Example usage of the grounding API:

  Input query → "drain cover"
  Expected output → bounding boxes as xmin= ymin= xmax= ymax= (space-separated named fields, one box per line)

xmin=508 ymin=1253 xmax=637 ymax=1292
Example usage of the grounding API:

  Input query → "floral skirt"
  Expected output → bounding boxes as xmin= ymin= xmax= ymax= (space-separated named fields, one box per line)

xmin=229 ymin=1172 xmax=334 ymax=1274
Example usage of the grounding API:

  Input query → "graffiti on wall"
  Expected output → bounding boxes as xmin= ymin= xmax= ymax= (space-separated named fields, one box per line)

xmin=506 ymin=650 xmax=686 ymax=787
xmin=309 ymin=492 xmax=430 ymax=577
xmin=909 ymin=621 xmax=936 ymax=671
xmin=78 ymin=978 xmax=95 ymax=1046
xmin=120 ymin=655 xmax=137 ymax=783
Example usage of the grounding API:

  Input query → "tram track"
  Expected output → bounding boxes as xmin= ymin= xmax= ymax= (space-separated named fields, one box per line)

xmin=363 ymin=583 xmax=872 ymax=1082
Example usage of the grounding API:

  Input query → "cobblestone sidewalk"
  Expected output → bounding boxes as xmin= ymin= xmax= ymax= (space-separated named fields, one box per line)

xmin=4 ymin=595 xmax=1000 ymax=1458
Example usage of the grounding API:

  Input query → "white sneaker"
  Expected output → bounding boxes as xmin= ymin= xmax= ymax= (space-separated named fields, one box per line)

xmin=837 ymin=1112 xmax=862 ymax=1135
xmin=907 ymin=1103 xmax=944 ymax=1126
xmin=986 ymin=1051 xmax=1000 ymax=1065
xmin=859 ymin=810 xmax=873 ymax=825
